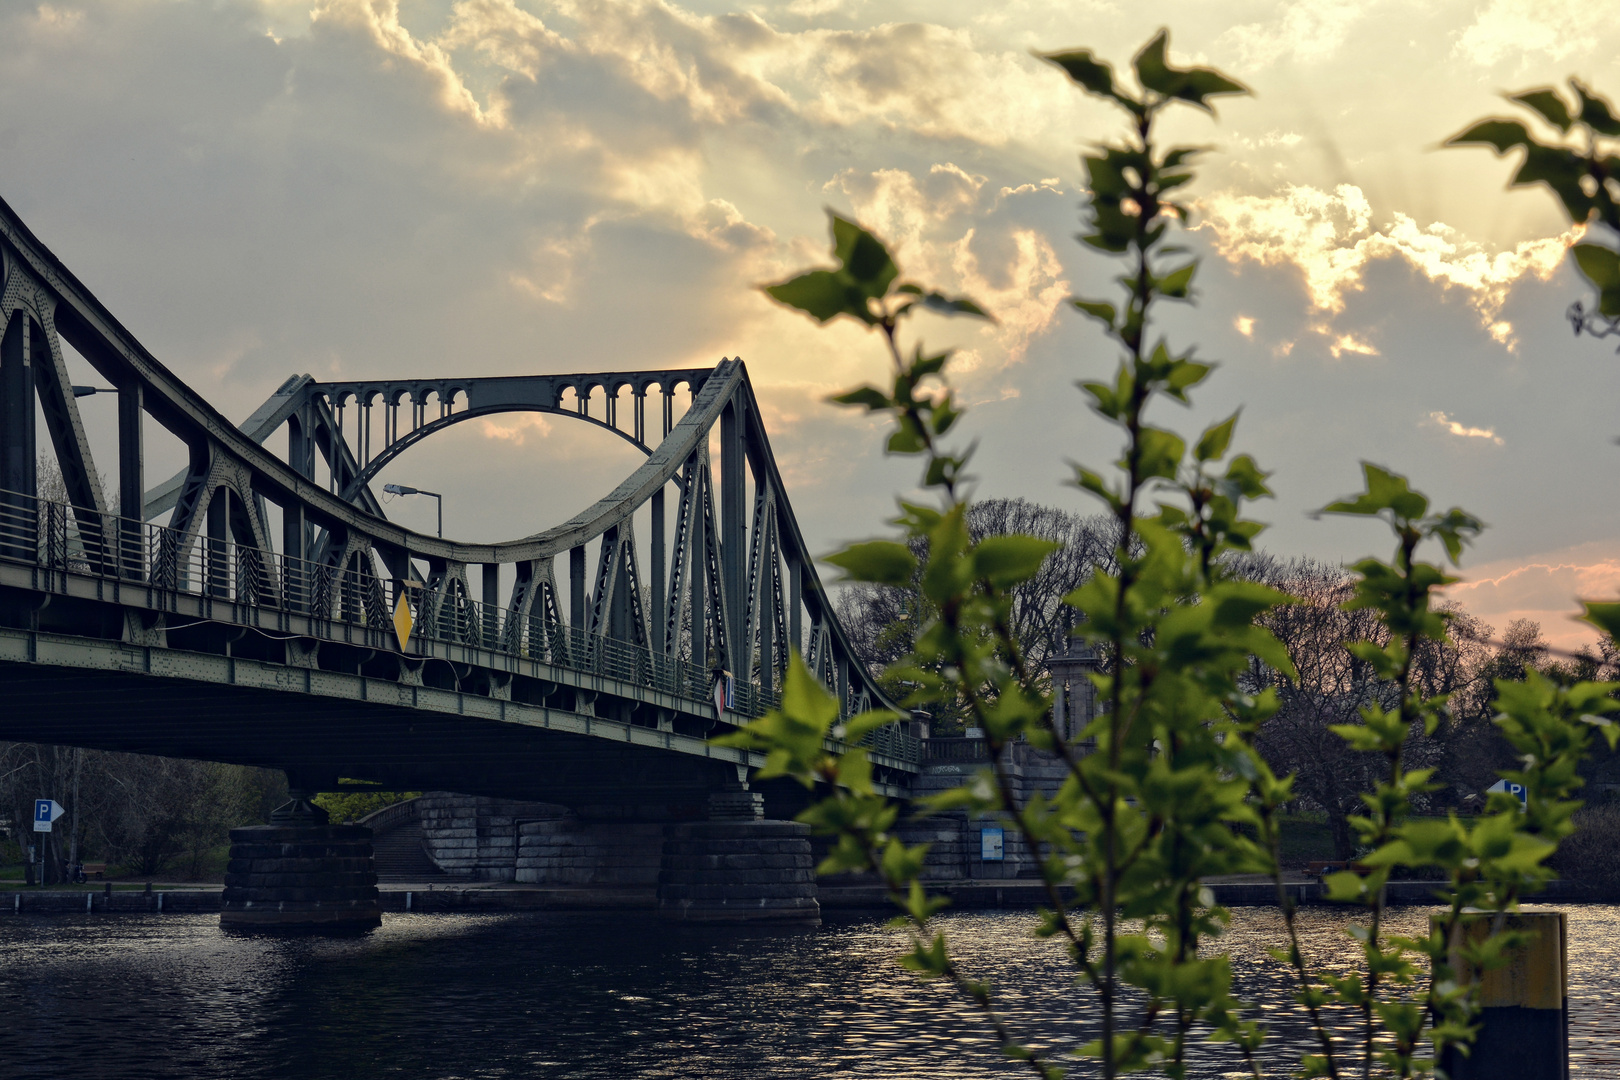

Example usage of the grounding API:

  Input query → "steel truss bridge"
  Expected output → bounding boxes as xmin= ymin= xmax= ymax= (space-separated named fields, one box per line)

xmin=0 ymin=196 xmax=918 ymax=818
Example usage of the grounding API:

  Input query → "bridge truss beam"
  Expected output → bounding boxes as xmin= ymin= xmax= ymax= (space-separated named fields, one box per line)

xmin=0 ymin=195 xmax=917 ymax=805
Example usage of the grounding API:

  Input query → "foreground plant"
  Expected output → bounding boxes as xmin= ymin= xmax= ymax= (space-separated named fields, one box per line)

xmin=1449 ymin=78 xmax=1620 ymax=342
xmin=724 ymin=30 xmax=1616 ymax=1079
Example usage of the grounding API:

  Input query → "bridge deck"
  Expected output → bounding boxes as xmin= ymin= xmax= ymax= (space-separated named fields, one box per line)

xmin=0 ymin=492 xmax=918 ymax=805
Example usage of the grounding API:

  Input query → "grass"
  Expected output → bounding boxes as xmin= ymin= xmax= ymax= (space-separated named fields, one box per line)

xmin=1276 ymin=812 xmax=1337 ymax=868
xmin=0 ymin=841 xmax=234 ymax=887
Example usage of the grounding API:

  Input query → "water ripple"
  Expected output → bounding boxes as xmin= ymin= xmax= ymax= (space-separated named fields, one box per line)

xmin=0 ymin=904 xmax=1612 ymax=1078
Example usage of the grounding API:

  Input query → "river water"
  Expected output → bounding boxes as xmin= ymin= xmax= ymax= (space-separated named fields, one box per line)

xmin=0 ymin=905 xmax=1614 ymax=1078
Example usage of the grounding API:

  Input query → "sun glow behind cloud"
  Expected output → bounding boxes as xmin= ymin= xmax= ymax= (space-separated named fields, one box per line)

xmin=1428 ymin=411 xmax=1503 ymax=445
xmin=10 ymin=0 xmax=1620 ymax=635
xmin=1452 ymin=541 xmax=1620 ymax=652
xmin=1198 ymin=184 xmax=1577 ymax=349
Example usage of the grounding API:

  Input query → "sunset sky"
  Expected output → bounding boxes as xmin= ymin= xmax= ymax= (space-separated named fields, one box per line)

xmin=4 ymin=0 xmax=1620 ymax=648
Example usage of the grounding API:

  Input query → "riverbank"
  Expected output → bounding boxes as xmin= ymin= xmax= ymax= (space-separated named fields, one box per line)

xmin=1 ymin=877 xmax=1606 ymax=915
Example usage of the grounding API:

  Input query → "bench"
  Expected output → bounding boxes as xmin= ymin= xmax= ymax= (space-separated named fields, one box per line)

xmin=81 ymin=862 xmax=107 ymax=880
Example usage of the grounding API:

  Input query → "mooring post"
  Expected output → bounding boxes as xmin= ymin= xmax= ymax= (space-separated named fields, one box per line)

xmin=1437 ymin=910 xmax=1567 ymax=1080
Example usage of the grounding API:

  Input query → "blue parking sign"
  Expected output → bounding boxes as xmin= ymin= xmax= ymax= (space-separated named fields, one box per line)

xmin=33 ymin=799 xmax=64 ymax=832
xmin=1486 ymin=779 xmax=1528 ymax=809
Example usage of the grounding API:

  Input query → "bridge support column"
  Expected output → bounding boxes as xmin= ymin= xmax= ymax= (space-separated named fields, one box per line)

xmin=656 ymin=772 xmax=819 ymax=925
xmin=220 ymin=794 xmax=382 ymax=934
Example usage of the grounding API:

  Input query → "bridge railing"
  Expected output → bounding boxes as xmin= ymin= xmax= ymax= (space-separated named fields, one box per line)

xmin=0 ymin=490 xmax=830 ymax=730
xmin=0 ymin=491 xmax=922 ymax=757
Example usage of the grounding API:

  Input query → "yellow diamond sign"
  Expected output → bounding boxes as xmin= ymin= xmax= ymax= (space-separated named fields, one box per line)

xmin=393 ymin=592 xmax=414 ymax=652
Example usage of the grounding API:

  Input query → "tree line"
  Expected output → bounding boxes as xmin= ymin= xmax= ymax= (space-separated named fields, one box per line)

xmin=0 ymin=745 xmax=285 ymax=883
xmin=6 ymin=492 xmax=1610 ymax=879
xmin=835 ymin=496 xmax=1619 ymax=859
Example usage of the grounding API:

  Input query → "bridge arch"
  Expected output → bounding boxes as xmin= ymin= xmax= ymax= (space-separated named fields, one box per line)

xmin=339 ymin=399 xmax=654 ymax=503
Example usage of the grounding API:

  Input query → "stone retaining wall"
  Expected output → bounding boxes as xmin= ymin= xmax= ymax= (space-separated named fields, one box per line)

xmin=892 ymin=741 xmax=1069 ymax=882
xmin=658 ymin=820 xmax=819 ymax=924
xmin=515 ymin=820 xmax=664 ymax=886
xmin=416 ymin=793 xmax=567 ymax=881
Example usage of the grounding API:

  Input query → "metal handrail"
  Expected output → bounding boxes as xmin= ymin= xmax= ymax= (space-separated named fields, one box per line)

xmin=0 ymin=490 xmax=932 ymax=758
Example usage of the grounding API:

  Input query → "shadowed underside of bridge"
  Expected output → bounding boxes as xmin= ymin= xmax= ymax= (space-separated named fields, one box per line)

xmin=0 ymin=194 xmax=919 ymax=819
xmin=0 ymin=631 xmax=767 ymax=815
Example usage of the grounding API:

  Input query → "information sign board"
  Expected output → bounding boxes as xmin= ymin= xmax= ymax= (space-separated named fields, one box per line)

xmin=33 ymin=799 xmax=64 ymax=833
xmin=1486 ymin=779 xmax=1528 ymax=808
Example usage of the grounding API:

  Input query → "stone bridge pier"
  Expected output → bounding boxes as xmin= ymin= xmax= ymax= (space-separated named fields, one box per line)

xmin=413 ymin=770 xmax=818 ymax=925
xmin=221 ymin=778 xmax=382 ymax=933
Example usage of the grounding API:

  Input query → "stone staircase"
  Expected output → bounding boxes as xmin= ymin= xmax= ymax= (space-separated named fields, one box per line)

xmin=372 ymin=821 xmax=446 ymax=882
xmin=357 ymin=799 xmax=450 ymax=883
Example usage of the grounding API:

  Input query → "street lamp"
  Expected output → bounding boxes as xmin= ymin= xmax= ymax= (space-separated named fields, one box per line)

xmin=383 ymin=483 xmax=442 ymax=538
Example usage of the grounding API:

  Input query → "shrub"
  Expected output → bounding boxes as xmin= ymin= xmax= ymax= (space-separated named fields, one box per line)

xmin=1547 ymin=803 xmax=1620 ymax=897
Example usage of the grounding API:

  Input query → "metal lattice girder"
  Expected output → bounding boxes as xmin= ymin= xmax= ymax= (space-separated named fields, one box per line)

xmin=0 ymin=192 xmax=905 ymax=738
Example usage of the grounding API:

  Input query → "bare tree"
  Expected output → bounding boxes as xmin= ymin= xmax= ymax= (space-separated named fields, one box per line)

xmin=1236 ymin=555 xmax=1501 ymax=859
xmin=0 ymin=744 xmax=283 ymax=880
xmin=835 ymin=498 xmax=1118 ymax=732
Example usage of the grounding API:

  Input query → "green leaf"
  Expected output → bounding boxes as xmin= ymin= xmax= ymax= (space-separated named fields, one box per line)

xmin=835 ymin=748 xmax=874 ymax=794
xmin=829 ymin=386 xmax=890 ymax=411
xmin=1132 ymin=30 xmax=1177 ymax=94
xmin=763 ymin=270 xmax=862 ymax=324
xmin=1163 ymin=359 xmax=1212 ymax=402
xmin=1071 ymin=298 xmax=1117 ymax=328
xmin=1323 ymin=870 xmax=1369 ymax=903
xmin=973 ymin=534 xmax=1060 ymax=588
xmin=1159 ymin=261 xmax=1197 ymax=298
xmin=1511 ymin=88 xmax=1574 ymax=132
xmin=1132 ymin=29 xmax=1247 ymax=112
xmin=1176 ymin=67 xmax=1249 ymax=108
xmin=1512 ymin=144 xmax=1589 ymax=202
xmin=1039 ymin=49 xmax=1119 ymax=100
xmin=1320 ymin=462 xmax=1429 ymax=521
xmin=1574 ymin=80 xmax=1620 ymax=137
xmin=842 ymin=709 xmax=900 ymax=743
xmin=1195 ymin=411 xmax=1239 ymax=462
xmin=830 ymin=212 xmax=899 ymax=298
xmin=1445 ymin=118 xmax=1531 ymax=154
xmin=909 ymin=348 xmax=950 ymax=379
xmin=825 ymin=540 xmax=917 ymax=586
xmin=1580 ymin=602 xmax=1620 ymax=644
xmin=1573 ymin=243 xmax=1620 ymax=289
xmin=778 ymin=653 xmax=840 ymax=730
xmin=916 ymin=291 xmax=993 ymax=320
xmin=1223 ymin=454 xmax=1272 ymax=499
xmin=1136 ymin=426 xmax=1186 ymax=480
xmin=899 ymin=931 xmax=950 ymax=977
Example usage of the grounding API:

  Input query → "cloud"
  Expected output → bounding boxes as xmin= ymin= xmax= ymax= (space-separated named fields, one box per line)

xmin=313 ymin=0 xmax=495 ymax=126
xmin=1327 ymin=331 xmax=1376 ymax=358
xmin=1428 ymin=410 xmax=1503 ymax=445
xmin=32 ymin=3 xmax=84 ymax=34
xmin=1455 ymin=0 xmax=1588 ymax=67
xmin=1217 ymin=0 xmax=1370 ymax=68
xmin=426 ymin=0 xmax=1073 ymax=148
xmin=1198 ymin=184 xmax=1576 ymax=346
xmin=1234 ymin=315 xmax=1255 ymax=337
xmin=828 ymin=164 xmax=1070 ymax=370
xmin=1236 ymin=130 xmax=1304 ymax=150
xmin=15 ymin=0 xmax=1620 ymax=572
xmin=1451 ymin=540 xmax=1620 ymax=651
xmin=478 ymin=413 xmax=555 ymax=443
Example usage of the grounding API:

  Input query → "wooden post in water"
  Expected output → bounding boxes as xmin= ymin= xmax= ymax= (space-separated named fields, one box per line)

xmin=1438 ymin=910 xmax=1568 ymax=1080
